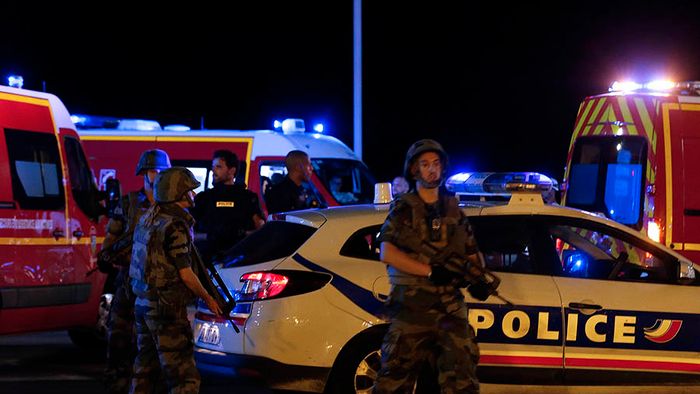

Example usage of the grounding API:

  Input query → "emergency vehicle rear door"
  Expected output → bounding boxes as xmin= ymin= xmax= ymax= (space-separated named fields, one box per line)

xmin=671 ymin=106 xmax=700 ymax=252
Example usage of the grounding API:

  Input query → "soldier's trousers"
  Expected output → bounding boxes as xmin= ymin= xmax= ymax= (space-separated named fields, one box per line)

xmin=105 ymin=269 xmax=136 ymax=394
xmin=131 ymin=294 xmax=200 ymax=394
xmin=373 ymin=284 xmax=480 ymax=394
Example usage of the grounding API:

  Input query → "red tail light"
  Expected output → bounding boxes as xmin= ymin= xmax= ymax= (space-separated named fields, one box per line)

xmin=239 ymin=272 xmax=289 ymax=300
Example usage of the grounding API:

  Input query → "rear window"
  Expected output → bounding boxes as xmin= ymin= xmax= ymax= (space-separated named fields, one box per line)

xmin=220 ymin=221 xmax=317 ymax=267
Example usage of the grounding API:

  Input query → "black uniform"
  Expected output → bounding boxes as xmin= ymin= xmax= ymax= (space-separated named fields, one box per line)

xmin=192 ymin=183 xmax=263 ymax=259
xmin=264 ymin=176 xmax=320 ymax=214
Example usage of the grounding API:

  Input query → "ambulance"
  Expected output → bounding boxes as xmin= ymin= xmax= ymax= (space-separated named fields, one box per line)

xmin=74 ymin=117 xmax=376 ymax=213
xmin=562 ymin=80 xmax=700 ymax=263
xmin=0 ymin=85 xmax=108 ymax=345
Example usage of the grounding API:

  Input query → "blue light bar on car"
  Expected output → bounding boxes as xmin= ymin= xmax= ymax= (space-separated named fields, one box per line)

xmin=446 ymin=172 xmax=555 ymax=195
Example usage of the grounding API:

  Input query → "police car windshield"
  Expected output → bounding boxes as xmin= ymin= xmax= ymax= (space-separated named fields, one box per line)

xmin=219 ymin=221 xmax=317 ymax=267
xmin=312 ymin=159 xmax=376 ymax=205
xmin=566 ymin=136 xmax=647 ymax=229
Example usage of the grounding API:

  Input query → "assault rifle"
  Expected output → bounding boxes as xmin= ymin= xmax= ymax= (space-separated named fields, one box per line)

xmin=192 ymin=244 xmax=240 ymax=333
xmin=396 ymin=226 xmax=514 ymax=306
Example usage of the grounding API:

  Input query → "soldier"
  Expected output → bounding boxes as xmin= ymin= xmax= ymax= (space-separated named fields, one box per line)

xmin=264 ymin=150 xmax=322 ymax=214
xmin=129 ymin=167 xmax=222 ymax=394
xmin=100 ymin=149 xmax=171 ymax=394
xmin=191 ymin=149 xmax=264 ymax=262
xmin=373 ymin=139 xmax=481 ymax=393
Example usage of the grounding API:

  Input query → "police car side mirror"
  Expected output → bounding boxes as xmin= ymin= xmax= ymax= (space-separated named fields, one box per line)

xmin=678 ymin=259 xmax=696 ymax=284
xmin=104 ymin=178 xmax=122 ymax=219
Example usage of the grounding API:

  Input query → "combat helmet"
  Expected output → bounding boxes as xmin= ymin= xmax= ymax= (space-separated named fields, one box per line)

xmin=403 ymin=139 xmax=449 ymax=182
xmin=135 ymin=149 xmax=172 ymax=176
xmin=154 ymin=167 xmax=201 ymax=203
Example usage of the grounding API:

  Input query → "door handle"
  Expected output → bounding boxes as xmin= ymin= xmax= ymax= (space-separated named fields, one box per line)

xmin=684 ymin=209 xmax=700 ymax=216
xmin=73 ymin=230 xmax=84 ymax=239
xmin=569 ymin=302 xmax=602 ymax=311
xmin=52 ymin=229 xmax=64 ymax=240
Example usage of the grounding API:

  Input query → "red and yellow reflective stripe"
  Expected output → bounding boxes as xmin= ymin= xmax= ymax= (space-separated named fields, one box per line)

xmin=662 ymin=103 xmax=676 ymax=246
xmin=0 ymin=237 xmax=105 ymax=245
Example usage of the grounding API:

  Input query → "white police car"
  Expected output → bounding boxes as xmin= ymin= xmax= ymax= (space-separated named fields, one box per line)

xmin=194 ymin=172 xmax=700 ymax=392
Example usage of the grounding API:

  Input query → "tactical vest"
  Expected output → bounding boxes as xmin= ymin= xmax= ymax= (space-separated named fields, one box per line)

xmin=388 ymin=192 xmax=469 ymax=285
xmin=130 ymin=208 xmax=189 ymax=293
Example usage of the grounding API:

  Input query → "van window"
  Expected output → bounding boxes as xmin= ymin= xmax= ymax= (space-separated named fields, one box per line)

xmin=5 ymin=129 xmax=65 ymax=210
xmin=171 ymin=159 xmax=213 ymax=194
xmin=312 ymin=159 xmax=376 ymax=205
xmin=567 ymin=136 xmax=646 ymax=229
xmin=64 ymin=136 xmax=101 ymax=218
xmin=220 ymin=221 xmax=317 ymax=267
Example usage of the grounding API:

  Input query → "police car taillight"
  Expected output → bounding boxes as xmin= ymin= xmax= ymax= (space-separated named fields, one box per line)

xmin=239 ymin=272 xmax=289 ymax=300
xmin=237 ymin=270 xmax=332 ymax=301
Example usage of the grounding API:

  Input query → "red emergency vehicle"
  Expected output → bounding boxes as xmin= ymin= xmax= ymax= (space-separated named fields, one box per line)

xmin=75 ymin=117 xmax=376 ymax=213
xmin=562 ymin=80 xmax=700 ymax=263
xmin=0 ymin=86 xmax=107 ymax=344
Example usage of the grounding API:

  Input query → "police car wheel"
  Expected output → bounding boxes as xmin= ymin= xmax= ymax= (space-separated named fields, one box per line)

xmin=325 ymin=331 xmax=384 ymax=394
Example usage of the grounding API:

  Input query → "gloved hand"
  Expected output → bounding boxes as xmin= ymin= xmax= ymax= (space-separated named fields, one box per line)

xmin=96 ymin=252 xmax=114 ymax=274
xmin=428 ymin=265 xmax=459 ymax=286
xmin=467 ymin=280 xmax=493 ymax=301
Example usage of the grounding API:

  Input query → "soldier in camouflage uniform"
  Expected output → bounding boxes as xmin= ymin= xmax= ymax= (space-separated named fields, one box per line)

xmin=373 ymin=139 xmax=481 ymax=394
xmin=101 ymin=149 xmax=171 ymax=394
xmin=129 ymin=167 xmax=222 ymax=394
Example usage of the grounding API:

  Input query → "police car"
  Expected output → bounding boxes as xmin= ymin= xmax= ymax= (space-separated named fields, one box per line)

xmin=193 ymin=172 xmax=700 ymax=392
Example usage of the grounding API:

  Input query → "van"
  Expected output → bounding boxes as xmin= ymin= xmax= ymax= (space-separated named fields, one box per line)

xmin=562 ymin=80 xmax=700 ymax=263
xmin=0 ymin=86 xmax=108 ymax=345
xmin=75 ymin=117 xmax=376 ymax=213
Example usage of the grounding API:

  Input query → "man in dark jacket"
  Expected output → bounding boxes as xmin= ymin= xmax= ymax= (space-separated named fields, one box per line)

xmin=264 ymin=150 xmax=321 ymax=214
xmin=192 ymin=150 xmax=264 ymax=262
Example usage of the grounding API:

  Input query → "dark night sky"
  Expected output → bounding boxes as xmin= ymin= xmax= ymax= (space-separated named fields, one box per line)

xmin=3 ymin=1 xmax=700 ymax=182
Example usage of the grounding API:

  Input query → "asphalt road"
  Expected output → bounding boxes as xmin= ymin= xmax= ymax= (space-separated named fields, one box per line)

xmin=0 ymin=330 xmax=280 ymax=394
xmin=2 ymin=330 xmax=699 ymax=394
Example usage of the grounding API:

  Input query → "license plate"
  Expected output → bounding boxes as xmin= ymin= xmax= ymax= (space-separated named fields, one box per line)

xmin=197 ymin=322 xmax=221 ymax=346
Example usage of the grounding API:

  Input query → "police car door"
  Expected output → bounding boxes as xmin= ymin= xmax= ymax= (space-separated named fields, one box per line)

xmin=469 ymin=216 xmax=565 ymax=384
xmin=542 ymin=216 xmax=700 ymax=384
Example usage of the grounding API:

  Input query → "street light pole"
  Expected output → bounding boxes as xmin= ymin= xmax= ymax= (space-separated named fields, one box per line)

xmin=353 ymin=0 xmax=362 ymax=160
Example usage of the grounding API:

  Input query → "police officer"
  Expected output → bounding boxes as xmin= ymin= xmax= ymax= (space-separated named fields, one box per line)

xmin=129 ymin=167 xmax=223 ymax=394
xmin=264 ymin=150 xmax=321 ymax=214
xmin=101 ymin=149 xmax=171 ymax=394
xmin=192 ymin=149 xmax=264 ymax=261
xmin=373 ymin=139 xmax=481 ymax=393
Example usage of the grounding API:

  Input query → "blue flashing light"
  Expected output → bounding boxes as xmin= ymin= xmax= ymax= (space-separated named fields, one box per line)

xmin=8 ymin=75 xmax=23 ymax=89
xmin=446 ymin=171 xmax=554 ymax=194
xmin=313 ymin=123 xmax=324 ymax=133
xmin=273 ymin=120 xmax=282 ymax=129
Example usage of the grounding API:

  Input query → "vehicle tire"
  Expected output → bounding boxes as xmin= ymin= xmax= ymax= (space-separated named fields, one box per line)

xmin=67 ymin=293 xmax=112 ymax=349
xmin=325 ymin=329 xmax=384 ymax=394
xmin=325 ymin=328 xmax=439 ymax=394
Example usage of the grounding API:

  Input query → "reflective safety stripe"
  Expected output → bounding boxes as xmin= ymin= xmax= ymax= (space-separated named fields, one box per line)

xmin=0 ymin=236 xmax=105 ymax=245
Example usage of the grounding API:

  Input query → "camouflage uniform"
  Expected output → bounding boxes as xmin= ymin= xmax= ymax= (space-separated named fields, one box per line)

xmin=103 ymin=190 xmax=152 ymax=394
xmin=103 ymin=149 xmax=171 ymax=394
xmin=129 ymin=168 xmax=200 ymax=394
xmin=373 ymin=191 xmax=480 ymax=394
